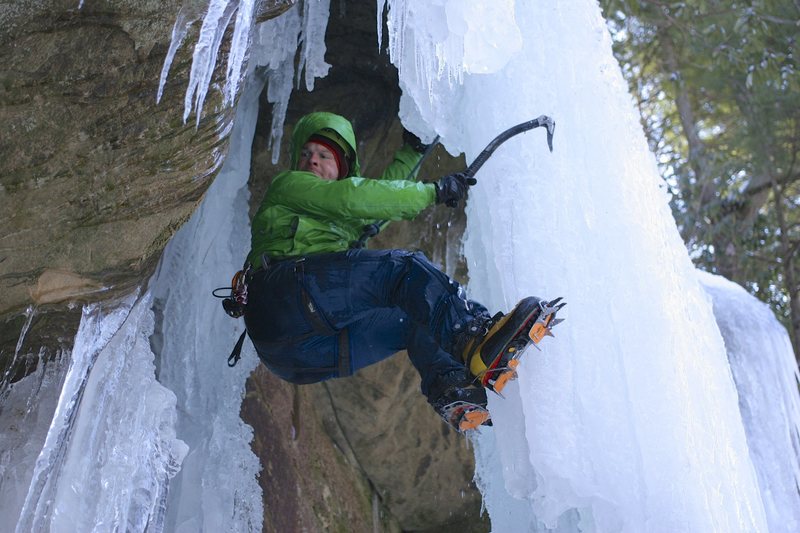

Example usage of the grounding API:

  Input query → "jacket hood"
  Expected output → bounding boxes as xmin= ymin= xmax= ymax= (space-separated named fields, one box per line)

xmin=290 ymin=112 xmax=360 ymax=177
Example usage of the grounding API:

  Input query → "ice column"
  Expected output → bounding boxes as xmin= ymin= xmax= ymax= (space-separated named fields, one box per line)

xmin=151 ymin=1 xmax=333 ymax=531
xmin=150 ymin=68 xmax=264 ymax=533
xmin=7 ymin=293 xmax=187 ymax=533
xmin=700 ymin=271 xmax=800 ymax=533
xmin=385 ymin=0 xmax=769 ymax=531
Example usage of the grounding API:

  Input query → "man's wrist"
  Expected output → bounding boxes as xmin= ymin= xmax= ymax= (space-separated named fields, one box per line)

xmin=402 ymin=128 xmax=430 ymax=153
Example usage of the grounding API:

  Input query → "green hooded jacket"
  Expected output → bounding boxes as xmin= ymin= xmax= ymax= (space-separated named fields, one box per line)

xmin=247 ymin=112 xmax=436 ymax=267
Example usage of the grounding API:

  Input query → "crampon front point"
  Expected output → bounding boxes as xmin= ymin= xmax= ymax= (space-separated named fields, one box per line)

xmin=439 ymin=401 xmax=492 ymax=432
xmin=478 ymin=297 xmax=566 ymax=394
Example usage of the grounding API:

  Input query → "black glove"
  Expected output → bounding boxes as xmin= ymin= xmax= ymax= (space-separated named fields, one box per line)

xmin=434 ymin=172 xmax=477 ymax=208
xmin=402 ymin=128 xmax=431 ymax=153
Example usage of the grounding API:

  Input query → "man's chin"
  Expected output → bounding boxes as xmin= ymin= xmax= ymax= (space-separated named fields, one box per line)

xmin=300 ymin=167 xmax=334 ymax=180
xmin=300 ymin=168 xmax=322 ymax=178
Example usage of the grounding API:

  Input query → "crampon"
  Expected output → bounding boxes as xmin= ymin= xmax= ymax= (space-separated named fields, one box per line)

xmin=433 ymin=385 xmax=492 ymax=432
xmin=473 ymin=297 xmax=566 ymax=395
xmin=439 ymin=401 xmax=492 ymax=432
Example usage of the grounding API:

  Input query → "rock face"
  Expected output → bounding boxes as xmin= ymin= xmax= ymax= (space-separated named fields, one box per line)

xmin=0 ymin=0 xmax=232 ymax=364
xmin=1 ymin=1 xmax=488 ymax=531
xmin=242 ymin=365 xmax=403 ymax=533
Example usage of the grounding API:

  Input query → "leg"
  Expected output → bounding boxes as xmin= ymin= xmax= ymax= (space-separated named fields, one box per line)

xmin=346 ymin=309 xmax=486 ymax=429
xmin=245 ymin=262 xmax=464 ymax=385
xmin=344 ymin=308 xmax=466 ymax=395
xmin=405 ymin=325 xmax=465 ymax=398
xmin=299 ymin=249 xmax=489 ymax=355
xmin=245 ymin=250 xmax=495 ymax=403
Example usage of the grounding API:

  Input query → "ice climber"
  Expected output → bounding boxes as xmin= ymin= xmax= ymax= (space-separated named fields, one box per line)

xmin=228 ymin=111 xmax=563 ymax=431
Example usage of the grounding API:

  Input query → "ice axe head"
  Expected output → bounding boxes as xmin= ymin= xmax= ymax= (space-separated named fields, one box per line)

xmin=534 ymin=114 xmax=555 ymax=152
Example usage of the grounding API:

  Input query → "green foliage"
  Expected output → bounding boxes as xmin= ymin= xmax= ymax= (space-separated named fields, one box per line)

xmin=600 ymin=0 xmax=800 ymax=352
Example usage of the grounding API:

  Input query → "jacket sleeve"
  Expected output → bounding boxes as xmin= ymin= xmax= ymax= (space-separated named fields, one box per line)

xmin=376 ymin=144 xmax=425 ymax=181
xmin=266 ymin=170 xmax=436 ymax=221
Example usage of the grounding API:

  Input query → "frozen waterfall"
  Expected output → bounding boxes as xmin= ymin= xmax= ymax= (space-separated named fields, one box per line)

xmin=2 ymin=0 xmax=799 ymax=532
xmin=385 ymin=0 xmax=799 ymax=531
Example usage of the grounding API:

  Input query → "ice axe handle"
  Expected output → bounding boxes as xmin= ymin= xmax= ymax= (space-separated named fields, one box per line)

xmin=463 ymin=115 xmax=555 ymax=180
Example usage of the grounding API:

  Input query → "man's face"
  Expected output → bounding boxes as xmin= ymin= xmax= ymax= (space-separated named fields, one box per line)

xmin=298 ymin=141 xmax=339 ymax=181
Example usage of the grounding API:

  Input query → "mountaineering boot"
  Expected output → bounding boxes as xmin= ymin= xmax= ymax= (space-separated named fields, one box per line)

xmin=428 ymin=369 xmax=491 ymax=432
xmin=456 ymin=296 xmax=565 ymax=394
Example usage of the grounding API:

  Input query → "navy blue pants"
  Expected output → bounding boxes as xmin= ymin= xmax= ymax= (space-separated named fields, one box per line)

xmin=243 ymin=249 xmax=487 ymax=397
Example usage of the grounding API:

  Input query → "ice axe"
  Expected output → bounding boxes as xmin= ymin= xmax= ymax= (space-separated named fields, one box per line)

xmin=463 ymin=114 xmax=555 ymax=181
xmin=350 ymin=115 xmax=555 ymax=248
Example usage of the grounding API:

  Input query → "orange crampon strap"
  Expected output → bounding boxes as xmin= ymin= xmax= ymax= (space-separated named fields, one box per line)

xmin=481 ymin=297 xmax=566 ymax=393
xmin=459 ymin=409 xmax=491 ymax=431
xmin=490 ymin=359 xmax=520 ymax=394
xmin=529 ymin=315 xmax=553 ymax=344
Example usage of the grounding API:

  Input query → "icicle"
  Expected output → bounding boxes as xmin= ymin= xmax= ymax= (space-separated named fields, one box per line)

xmin=376 ymin=0 xmax=387 ymax=51
xmin=158 ymin=0 xmax=258 ymax=125
xmin=157 ymin=3 xmax=202 ymax=105
xmin=296 ymin=0 xmax=331 ymax=91
xmin=159 ymin=0 xmax=331 ymax=150
xmin=382 ymin=1 xmax=521 ymax=101
xmin=249 ymin=5 xmax=301 ymax=163
xmin=250 ymin=0 xmax=331 ymax=163
xmin=183 ymin=1 xmax=238 ymax=126
xmin=224 ymin=0 xmax=258 ymax=105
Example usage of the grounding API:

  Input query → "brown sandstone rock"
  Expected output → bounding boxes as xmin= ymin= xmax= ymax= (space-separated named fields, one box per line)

xmin=0 ymin=0 xmax=232 ymax=360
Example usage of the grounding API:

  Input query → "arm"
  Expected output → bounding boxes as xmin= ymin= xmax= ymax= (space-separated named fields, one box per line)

xmin=266 ymin=170 xmax=436 ymax=221
xmin=377 ymin=144 xmax=425 ymax=181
